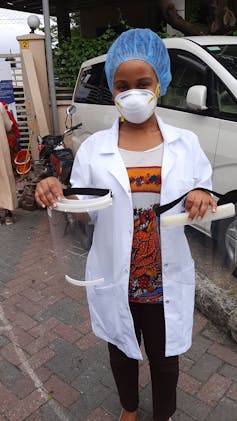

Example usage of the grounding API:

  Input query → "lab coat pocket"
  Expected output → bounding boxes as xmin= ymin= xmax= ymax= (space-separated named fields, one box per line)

xmin=87 ymin=284 xmax=123 ymax=340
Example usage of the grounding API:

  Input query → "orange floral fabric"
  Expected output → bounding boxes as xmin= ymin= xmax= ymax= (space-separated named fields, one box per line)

xmin=128 ymin=166 xmax=163 ymax=303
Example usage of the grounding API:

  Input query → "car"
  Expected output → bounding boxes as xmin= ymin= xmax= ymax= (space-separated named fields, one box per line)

xmin=71 ymin=35 xmax=237 ymax=269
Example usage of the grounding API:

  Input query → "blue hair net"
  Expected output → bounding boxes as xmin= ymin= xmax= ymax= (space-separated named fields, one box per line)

xmin=105 ymin=28 xmax=171 ymax=96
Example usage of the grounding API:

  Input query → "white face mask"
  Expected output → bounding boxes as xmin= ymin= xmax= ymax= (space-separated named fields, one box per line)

xmin=114 ymin=87 xmax=159 ymax=124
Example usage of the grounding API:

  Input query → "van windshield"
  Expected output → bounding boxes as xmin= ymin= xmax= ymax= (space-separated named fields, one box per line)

xmin=205 ymin=44 xmax=237 ymax=79
xmin=74 ymin=62 xmax=113 ymax=105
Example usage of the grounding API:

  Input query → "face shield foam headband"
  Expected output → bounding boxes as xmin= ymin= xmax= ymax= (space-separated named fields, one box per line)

xmin=114 ymin=85 xmax=160 ymax=124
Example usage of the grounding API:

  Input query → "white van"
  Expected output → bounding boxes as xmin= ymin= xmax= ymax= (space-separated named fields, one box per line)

xmin=71 ymin=36 xmax=237 ymax=267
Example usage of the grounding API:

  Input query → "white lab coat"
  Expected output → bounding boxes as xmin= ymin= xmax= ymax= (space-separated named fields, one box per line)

xmin=70 ymin=115 xmax=212 ymax=359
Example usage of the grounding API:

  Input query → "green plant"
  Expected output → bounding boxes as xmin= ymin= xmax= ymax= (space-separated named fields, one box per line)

xmin=53 ymin=27 xmax=118 ymax=87
xmin=53 ymin=21 xmax=170 ymax=87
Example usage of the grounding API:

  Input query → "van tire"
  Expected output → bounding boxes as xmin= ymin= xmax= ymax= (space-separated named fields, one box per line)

xmin=211 ymin=215 xmax=236 ymax=269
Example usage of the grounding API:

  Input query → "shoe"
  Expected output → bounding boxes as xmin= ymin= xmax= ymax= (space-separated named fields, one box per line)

xmin=119 ymin=409 xmax=138 ymax=421
xmin=5 ymin=216 xmax=14 ymax=225
xmin=4 ymin=210 xmax=14 ymax=225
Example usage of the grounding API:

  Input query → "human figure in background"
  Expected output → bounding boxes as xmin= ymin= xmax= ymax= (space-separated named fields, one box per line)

xmin=0 ymin=101 xmax=20 ymax=170
xmin=35 ymin=29 xmax=217 ymax=421
xmin=0 ymin=102 xmax=18 ymax=224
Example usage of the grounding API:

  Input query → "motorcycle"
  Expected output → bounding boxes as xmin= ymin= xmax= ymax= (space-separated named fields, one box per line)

xmin=37 ymin=105 xmax=81 ymax=186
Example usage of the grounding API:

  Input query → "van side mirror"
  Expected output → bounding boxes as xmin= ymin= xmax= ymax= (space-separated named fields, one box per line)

xmin=67 ymin=105 xmax=77 ymax=116
xmin=65 ymin=105 xmax=77 ymax=130
xmin=186 ymin=85 xmax=208 ymax=111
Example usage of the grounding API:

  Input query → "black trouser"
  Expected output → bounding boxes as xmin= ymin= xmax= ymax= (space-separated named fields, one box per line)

xmin=108 ymin=303 xmax=179 ymax=421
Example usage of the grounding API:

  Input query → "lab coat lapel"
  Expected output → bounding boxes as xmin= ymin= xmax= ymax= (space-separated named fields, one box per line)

xmin=108 ymin=154 xmax=131 ymax=193
xmin=99 ymin=115 xmax=181 ymax=195
xmin=162 ymin=143 xmax=177 ymax=182
xmin=100 ymin=119 xmax=131 ymax=194
xmin=156 ymin=115 xmax=179 ymax=184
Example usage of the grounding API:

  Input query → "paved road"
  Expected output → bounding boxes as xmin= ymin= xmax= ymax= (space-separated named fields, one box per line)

xmin=0 ymin=209 xmax=237 ymax=420
xmin=186 ymin=226 xmax=237 ymax=293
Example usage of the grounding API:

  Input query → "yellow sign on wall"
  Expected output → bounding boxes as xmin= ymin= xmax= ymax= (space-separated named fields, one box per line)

xmin=20 ymin=40 xmax=29 ymax=49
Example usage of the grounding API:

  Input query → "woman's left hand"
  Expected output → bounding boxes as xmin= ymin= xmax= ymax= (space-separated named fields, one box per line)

xmin=185 ymin=190 xmax=217 ymax=221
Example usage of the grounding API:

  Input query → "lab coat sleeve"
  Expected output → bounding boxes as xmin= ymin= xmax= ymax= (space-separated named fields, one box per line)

xmin=70 ymin=140 xmax=98 ymax=223
xmin=70 ymin=142 xmax=92 ymax=188
xmin=192 ymin=134 xmax=213 ymax=190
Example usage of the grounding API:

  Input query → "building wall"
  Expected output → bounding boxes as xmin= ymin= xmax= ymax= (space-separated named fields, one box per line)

xmin=80 ymin=0 xmax=164 ymax=38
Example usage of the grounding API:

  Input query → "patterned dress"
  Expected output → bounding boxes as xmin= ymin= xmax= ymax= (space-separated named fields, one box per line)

xmin=119 ymin=144 xmax=163 ymax=304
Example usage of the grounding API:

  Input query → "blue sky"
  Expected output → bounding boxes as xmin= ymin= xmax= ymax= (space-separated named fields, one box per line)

xmin=0 ymin=8 xmax=44 ymax=53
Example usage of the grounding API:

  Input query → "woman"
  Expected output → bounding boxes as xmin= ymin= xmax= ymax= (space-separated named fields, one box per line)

xmin=35 ymin=28 xmax=217 ymax=421
xmin=0 ymin=102 xmax=18 ymax=225
xmin=0 ymin=101 xmax=20 ymax=169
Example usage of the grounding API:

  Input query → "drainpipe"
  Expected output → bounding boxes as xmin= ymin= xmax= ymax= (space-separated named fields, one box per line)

xmin=42 ymin=0 xmax=59 ymax=134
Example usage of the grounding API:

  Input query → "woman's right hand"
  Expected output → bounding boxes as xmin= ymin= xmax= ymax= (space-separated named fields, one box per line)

xmin=35 ymin=177 xmax=64 ymax=209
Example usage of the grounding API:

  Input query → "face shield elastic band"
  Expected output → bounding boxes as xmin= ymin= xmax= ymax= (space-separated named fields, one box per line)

xmin=63 ymin=187 xmax=111 ymax=197
xmin=155 ymin=187 xmax=237 ymax=227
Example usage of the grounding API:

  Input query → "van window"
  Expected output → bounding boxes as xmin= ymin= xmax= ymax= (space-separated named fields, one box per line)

xmin=158 ymin=50 xmax=207 ymax=111
xmin=215 ymin=78 xmax=237 ymax=118
xmin=74 ymin=62 xmax=113 ymax=105
xmin=205 ymin=44 xmax=237 ymax=79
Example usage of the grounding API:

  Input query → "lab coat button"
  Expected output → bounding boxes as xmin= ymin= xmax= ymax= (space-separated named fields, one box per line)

xmin=165 ymin=300 xmax=170 ymax=304
xmin=125 ymin=269 xmax=129 ymax=273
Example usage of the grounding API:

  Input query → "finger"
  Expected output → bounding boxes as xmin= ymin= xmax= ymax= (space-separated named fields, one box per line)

xmin=184 ymin=196 xmax=194 ymax=211
xmin=48 ymin=183 xmax=64 ymax=202
xmin=35 ymin=179 xmax=63 ymax=208
xmin=187 ymin=201 xmax=201 ymax=220
xmin=185 ymin=194 xmax=199 ymax=212
xmin=195 ymin=194 xmax=217 ymax=217
xmin=187 ymin=197 xmax=217 ymax=220
xmin=209 ymin=197 xmax=217 ymax=212
xmin=35 ymin=188 xmax=46 ymax=208
xmin=185 ymin=192 xmax=202 ymax=219
xmin=196 ymin=200 xmax=210 ymax=219
xmin=35 ymin=183 xmax=54 ymax=208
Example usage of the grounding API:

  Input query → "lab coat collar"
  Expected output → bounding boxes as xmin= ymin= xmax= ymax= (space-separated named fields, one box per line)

xmin=156 ymin=114 xmax=180 ymax=144
xmin=100 ymin=114 xmax=179 ymax=195
xmin=99 ymin=114 xmax=180 ymax=155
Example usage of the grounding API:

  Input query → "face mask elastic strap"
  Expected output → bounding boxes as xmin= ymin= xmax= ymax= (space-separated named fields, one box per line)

xmin=155 ymin=84 xmax=160 ymax=97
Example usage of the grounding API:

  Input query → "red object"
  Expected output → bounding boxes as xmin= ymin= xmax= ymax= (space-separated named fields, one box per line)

xmin=1 ymin=101 xmax=21 ymax=168
xmin=1 ymin=101 xmax=21 ymax=138
xmin=51 ymin=154 xmax=62 ymax=175
xmin=14 ymin=150 xmax=31 ymax=175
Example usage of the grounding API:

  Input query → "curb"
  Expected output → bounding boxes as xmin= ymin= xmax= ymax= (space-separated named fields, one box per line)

xmin=195 ymin=271 xmax=237 ymax=343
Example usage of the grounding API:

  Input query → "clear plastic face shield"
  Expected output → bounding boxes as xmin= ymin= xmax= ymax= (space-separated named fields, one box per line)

xmin=47 ymin=188 xmax=112 ymax=286
xmin=155 ymin=188 xmax=237 ymax=282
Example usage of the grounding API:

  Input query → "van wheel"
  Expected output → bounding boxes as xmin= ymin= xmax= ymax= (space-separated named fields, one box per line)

xmin=211 ymin=215 xmax=237 ymax=275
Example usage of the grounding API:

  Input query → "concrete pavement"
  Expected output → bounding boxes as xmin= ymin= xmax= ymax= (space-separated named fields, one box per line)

xmin=0 ymin=208 xmax=237 ymax=421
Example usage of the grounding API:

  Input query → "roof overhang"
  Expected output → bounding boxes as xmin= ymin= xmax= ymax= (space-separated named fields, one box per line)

xmin=0 ymin=0 xmax=116 ymax=15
